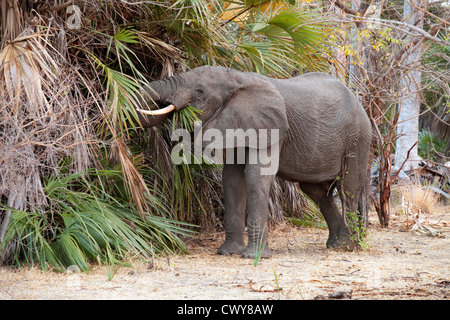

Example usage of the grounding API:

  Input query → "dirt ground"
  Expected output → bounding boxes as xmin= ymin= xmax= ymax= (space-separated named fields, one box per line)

xmin=0 ymin=209 xmax=449 ymax=300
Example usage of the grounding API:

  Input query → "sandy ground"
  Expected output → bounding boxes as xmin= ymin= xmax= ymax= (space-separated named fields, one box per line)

xmin=0 ymin=210 xmax=449 ymax=300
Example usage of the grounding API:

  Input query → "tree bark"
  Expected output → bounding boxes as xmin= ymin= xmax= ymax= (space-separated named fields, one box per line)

xmin=394 ymin=0 xmax=426 ymax=172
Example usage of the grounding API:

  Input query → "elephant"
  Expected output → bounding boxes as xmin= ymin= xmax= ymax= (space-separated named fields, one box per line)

xmin=136 ymin=65 xmax=372 ymax=259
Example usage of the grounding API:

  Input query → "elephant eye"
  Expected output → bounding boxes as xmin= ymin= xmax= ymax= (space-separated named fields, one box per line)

xmin=195 ymin=88 xmax=204 ymax=95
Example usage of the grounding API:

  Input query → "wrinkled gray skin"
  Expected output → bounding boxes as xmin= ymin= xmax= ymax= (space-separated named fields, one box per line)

xmin=138 ymin=66 xmax=372 ymax=259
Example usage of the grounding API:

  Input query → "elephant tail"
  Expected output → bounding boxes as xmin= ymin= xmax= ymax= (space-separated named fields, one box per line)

xmin=358 ymin=163 xmax=371 ymax=229
xmin=358 ymin=184 xmax=368 ymax=228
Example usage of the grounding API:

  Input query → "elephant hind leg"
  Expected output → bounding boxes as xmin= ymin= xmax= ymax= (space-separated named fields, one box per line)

xmin=337 ymin=147 xmax=371 ymax=247
xmin=299 ymin=182 xmax=349 ymax=248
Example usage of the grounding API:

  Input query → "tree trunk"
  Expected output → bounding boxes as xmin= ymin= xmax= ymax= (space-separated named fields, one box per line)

xmin=394 ymin=0 xmax=425 ymax=172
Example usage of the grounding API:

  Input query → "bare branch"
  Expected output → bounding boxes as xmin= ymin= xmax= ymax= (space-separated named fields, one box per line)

xmin=44 ymin=0 xmax=74 ymax=12
xmin=352 ymin=16 xmax=449 ymax=45
xmin=331 ymin=0 xmax=358 ymax=16
xmin=390 ymin=141 xmax=419 ymax=183
xmin=411 ymin=1 xmax=450 ymax=26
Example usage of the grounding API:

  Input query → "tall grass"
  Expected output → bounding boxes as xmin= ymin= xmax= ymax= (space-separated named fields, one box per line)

xmin=394 ymin=183 xmax=439 ymax=215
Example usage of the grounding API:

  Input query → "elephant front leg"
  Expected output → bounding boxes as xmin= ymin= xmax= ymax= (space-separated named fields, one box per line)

xmin=217 ymin=163 xmax=247 ymax=255
xmin=241 ymin=162 xmax=275 ymax=259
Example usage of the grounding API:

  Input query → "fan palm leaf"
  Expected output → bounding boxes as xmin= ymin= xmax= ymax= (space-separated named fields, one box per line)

xmin=218 ymin=1 xmax=331 ymax=75
xmin=0 ymin=31 xmax=57 ymax=109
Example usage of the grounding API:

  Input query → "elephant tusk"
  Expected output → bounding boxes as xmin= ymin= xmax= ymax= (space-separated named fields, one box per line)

xmin=136 ymin=104 xmax=175 ymax=115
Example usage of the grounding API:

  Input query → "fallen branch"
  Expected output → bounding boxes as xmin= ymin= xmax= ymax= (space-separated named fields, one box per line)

xmin=423 ymin=186 xmax=450 ymax=200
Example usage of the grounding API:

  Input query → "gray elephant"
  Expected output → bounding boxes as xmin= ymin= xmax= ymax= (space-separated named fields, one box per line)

xmin=137 ymin=65 xmax=372 ymax=258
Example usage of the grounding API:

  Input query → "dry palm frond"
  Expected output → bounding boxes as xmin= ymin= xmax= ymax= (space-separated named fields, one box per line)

xmin=0 ymin=0 xmax=23 ymax=42
xmin=0 ymin=31 xmax=57 ymax=111
xmin=268 ymin=178 xmax=315 ymax=222
xmin=110 ymin=136 xmax=153 ymax=220
xmin=0 ymin=26 xmax=94 ymax=215
xmin=135 ymin=31 xmax=183 ymax=77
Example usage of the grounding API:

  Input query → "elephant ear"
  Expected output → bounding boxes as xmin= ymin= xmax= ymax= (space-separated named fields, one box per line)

xmin=203 ymin=76 xmax=288 ymax=150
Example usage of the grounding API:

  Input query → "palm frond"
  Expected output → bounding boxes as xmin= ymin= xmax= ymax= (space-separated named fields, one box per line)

xmin=0 ymin=31 xmax=57 ymax=109
xmin=0 ymin=0 xmax=23 ymax=42
xmin=108 ymin=28 xmax=147 ymax=80
xmin=1 ymin=167 xmax=195 ymax=271
xmin=90 ymin=53 xmax=143 ymax=132
xmin=220 ymin=2 xmax=331 ymax=75
xmin=110 ymin=136 xmax=154 ymax=220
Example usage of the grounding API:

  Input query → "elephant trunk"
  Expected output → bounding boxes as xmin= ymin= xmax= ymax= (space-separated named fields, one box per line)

xmin=136 ymin=75 xmax=185 ymax=128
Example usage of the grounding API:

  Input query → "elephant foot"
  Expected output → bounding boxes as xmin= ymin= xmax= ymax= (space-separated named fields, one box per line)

xmin=326 ymin=234 xmax=355 ymax=251
xmin=241 ymin=244 xmax=272 ymax=259
xmin=217 ymin=241 xmax=245 ymax=256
